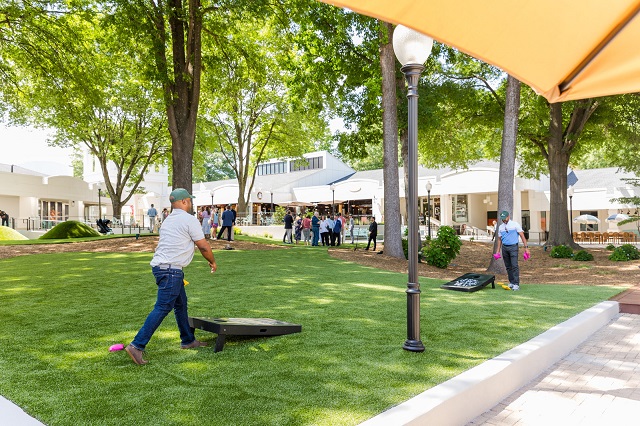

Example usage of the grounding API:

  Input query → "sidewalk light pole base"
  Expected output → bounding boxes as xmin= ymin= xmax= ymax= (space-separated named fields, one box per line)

xmin=403 ymin=339 xmax=425 ymax=352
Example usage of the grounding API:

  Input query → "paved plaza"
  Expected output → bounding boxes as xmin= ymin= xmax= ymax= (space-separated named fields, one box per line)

xmin=469 ymin=313 xmax=640 ymax=425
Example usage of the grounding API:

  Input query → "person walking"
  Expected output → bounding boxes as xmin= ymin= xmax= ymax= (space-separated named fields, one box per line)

xmin=325 ymin=214 xmax=335 ymax=246
xmin=0 ymin=210 xmax=8 ymax=227
xmin=217 ymin=205 xmax=234 ymax=243
xmin=319 ymin=215 xmax=330 ymax=246
xmin=365 ymin=217 xmax=378 ymax=251
xmin=331 ymin=213 xmax=342 ymax=246
xmin=125 ymin=188 xmax=217 ymax=365
xmin=495 ymin=210 xmax=529 ymax=291
xmin=294 ymin=215 xmax=302 ymax=245
xmin=302 ymin=214 xmax=312 ymax=245
xmin=147 ymin=204 xmax=158 ymax=232
xmin=283 ymin=210 xmax=294 ymax=244
xmin=201 ymin=206 xmax=211 ymax=239
xmin=349 ymin=214 xmax=355 ymax=244
xmin=311 ymin=211 xmax=321 ymax=246
xmin=210 ymin=208 xmax=219 ymax=240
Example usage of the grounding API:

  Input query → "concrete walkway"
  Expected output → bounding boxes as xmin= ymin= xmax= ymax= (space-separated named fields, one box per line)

xmin=0 ymin=396 xmax=44 ymax=425
xmin=468 ymin=313 xmax=640 ymax=425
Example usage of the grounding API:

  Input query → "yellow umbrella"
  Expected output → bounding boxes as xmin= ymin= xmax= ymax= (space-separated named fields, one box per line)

xmin=320 ymin=0 xmax=640 ymax=102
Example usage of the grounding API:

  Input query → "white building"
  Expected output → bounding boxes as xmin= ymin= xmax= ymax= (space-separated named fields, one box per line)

xmin=81 ymin=149 xmax=171 ymax=226
xmin=2 ymin=150 xmax=639 ymax=243
xmin=0 ymin=163 xmax=99 ymax=230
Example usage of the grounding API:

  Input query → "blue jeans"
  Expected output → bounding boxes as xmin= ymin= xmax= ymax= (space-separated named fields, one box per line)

xmin=501 ymin=244 xmax=520 ymax=285
xmin=131 ymin=267 xmax=195 ymax=350
xmin=312 ymin=226 xmax=320 ymax=246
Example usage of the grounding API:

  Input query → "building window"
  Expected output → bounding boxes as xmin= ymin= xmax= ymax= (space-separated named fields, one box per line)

xmin=452 ymin=195 xmax=468 ymax=222
xmin=290 ymin=156 xmax=323 ymax=172
xmin=257 ymin=161 xmax=286 ymax=176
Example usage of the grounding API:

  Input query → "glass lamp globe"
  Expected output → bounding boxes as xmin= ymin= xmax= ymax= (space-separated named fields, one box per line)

xmin=393 ymin=25 xmax=434 ymax=66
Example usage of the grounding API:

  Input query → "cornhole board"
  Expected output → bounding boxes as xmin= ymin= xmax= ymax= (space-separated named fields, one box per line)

xmin=440 ymin=273 xmax=495 ymax=292
xmin=188 ymin=317 xmax=302 ymax=352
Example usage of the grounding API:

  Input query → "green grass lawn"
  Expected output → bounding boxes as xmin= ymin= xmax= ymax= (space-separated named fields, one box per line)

xmin=0 ymin=248 xmax=624 ymax=425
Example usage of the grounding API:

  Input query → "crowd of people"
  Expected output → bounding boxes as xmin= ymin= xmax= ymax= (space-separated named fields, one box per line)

xmin=151 ymin=203 xmax=379 ymax=250
xmin=281 ymin=210 xmax=377 ymax=249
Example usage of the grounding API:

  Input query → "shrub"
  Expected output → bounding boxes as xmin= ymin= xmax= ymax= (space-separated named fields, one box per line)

xmin=573 ymin=250 xmax=594 ymax=261
xmin=273 ymin=206 xmax=286 ymax=224
xmin=609 ymin=244 xmax=640 ymax=261
xmin=621 ymin=244 xmax=640 ymax=260
xmin=550 ymin=245 xmax=573 ymax=258
xmin=402 ymin=238 xmax=408 ymax=259
xmin=421 ymin=225 xmax=462 ymax=269
xmin=606 ymin=244 xmax=616 ymax=251
xmin=234 ymin=227 xmax=243 ymax=235
xmin=40 ymin=220 xmax=101 ymax=239
xmin=0 ymin=227 xmax=28 ymax=241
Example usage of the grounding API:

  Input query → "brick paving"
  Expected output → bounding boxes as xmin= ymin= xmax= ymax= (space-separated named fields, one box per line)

xmin=468 ymin=313 xmax=640 ymax=425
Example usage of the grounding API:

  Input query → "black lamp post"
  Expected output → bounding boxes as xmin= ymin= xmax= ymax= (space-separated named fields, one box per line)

xmin=97 ymin=186 xmax=102 ymax=221
xmin=211 ymin=190 xmax=214 ymax=207
xmin=568 ymin=185 xmax=574 ymax=235
xmin=330 ymin=184 xmax=336 ymax=215
xmin=270 ymin=190 xmax=274 ymax=214
xmin=394 ymin=25 xmax=433 ymax=353
xmin=426 ymin=181 xmax=432 ymax=239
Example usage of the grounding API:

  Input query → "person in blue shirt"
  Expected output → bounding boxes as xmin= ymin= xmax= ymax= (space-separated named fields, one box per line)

xmin=311 ymin=211 xmax=321 ymax=246
xmin=331 ymin=214 xmax=342 ymax=246
xmin=216 ymin=205 xmax=234 ymax=243
xmin=495 ymin=210 xmax=529 ymax=291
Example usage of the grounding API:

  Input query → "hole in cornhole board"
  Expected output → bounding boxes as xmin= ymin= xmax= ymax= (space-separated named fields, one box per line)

xmin=440 ymin=273 xmax=495 ymax=292
xmin=188 ymin=317 xmax=302 ymax=352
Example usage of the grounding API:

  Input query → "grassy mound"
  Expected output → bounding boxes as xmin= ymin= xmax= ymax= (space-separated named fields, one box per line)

xmin=0 ymin=226 xmax=29 ymax=241
xmin=40 ymin=220 xmax=101 ymax=239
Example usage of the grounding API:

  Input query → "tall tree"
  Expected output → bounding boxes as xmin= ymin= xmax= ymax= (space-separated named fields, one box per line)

xmin=487 ymin=75 xmax=520 ymax=274
xmin=198 ymin=16 xmax=326 ymax=215
xmin=378 ymin=22 xmax=404 ymax=258
xmin=6 ymin=11 xmax=170 ymax=218
xmin=114 ymin=0 xmax=206 ymax=193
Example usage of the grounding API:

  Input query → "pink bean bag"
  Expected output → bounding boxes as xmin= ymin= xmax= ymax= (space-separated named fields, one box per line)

xmin=109 ymin=343 xmax=125 ymax=352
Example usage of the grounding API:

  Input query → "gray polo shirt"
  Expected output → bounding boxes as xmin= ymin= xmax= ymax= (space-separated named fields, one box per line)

xmin=150 ymin=209 xmax=205 ymax=268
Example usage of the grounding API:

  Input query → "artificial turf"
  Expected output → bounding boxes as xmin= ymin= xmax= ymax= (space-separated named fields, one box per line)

xmin=0 ymin=248 xmax=624 ymax=425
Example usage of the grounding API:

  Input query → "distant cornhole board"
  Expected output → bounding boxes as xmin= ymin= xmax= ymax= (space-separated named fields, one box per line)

xmin=440 ymin=273 xmax=495 ymax=292
xmin=188 ymin=317 xmax=302 ymax=352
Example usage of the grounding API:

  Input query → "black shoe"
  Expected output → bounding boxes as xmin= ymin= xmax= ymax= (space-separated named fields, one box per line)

xmin=365 ymin=247 xmax=369 ymax=251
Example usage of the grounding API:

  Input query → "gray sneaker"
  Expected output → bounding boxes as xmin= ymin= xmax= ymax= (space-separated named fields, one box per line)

xmin=508 ymin=283 xmax=515 ymax=289
xmin=511 ymin=284 xmax=520 ymax=291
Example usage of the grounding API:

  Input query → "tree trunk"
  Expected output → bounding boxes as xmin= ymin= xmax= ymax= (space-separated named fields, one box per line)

xmin=487 ymin=75 xmax=520 ymax=274
xmin=380 ymin=22 xmax=403 ymax=258
xmin=546 ymin=103 xmax=580 ymax=248
xmin=158 ymin=0 xmax=203 ymax=194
